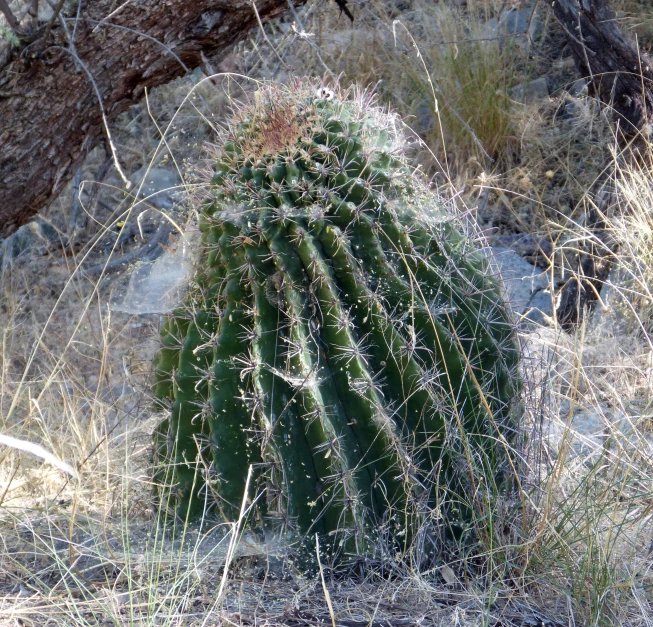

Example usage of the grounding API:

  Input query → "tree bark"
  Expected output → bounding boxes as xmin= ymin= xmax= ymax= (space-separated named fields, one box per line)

xmin=0 ymin=0 xmax=305 ymax=239
xmin=554 ymin=187 xmax=620 ymax=330
xmin=551 ymin=0 xmax=653 ymax=328
xmin=551 ymin=0 xmax=653 ymax=136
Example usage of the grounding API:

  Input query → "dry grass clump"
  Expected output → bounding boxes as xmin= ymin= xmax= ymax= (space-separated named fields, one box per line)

xmin=506 ymin=135 xmax=653 ymax=625
xmin=613 ymin=0 xmax=653 ymax=52
xmin=605 ymin=155 xmax=653 ymax=334
xmin=279 ymin=0 xmax=521 ymax=182
xmin=491 ymin=93 xmax=612 ymax=233
xmin=514 ymin=318 xmax=653 ymax=625
xmin=327 ymin=0 xmax=519 ymax=172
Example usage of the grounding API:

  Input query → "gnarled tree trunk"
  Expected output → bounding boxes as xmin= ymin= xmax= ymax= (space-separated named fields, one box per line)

xmin=0 ymin=0 xmax=306 ymax=239
xmin=551 ymin=0 xmax=653 ymax=328
xmin=552 ymin=0 xmax=653 ymax=137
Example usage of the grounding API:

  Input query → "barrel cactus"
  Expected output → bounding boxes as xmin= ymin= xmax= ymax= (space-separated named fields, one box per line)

xmin=152 ymin=80 xmax=520 ymax=565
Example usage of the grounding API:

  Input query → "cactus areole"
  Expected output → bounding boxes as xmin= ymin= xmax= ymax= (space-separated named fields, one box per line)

xmin=153 ymin=80 xmax=520 ymax=566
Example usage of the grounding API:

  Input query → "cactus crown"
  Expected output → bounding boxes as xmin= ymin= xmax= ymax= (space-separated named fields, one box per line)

xmin=204 ymin=82 xmax=413 ymax=219
xmin=153 ymin=79 xmax=521 ymax=569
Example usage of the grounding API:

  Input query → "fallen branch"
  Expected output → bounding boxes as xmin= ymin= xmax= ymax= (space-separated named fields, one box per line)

xmin=83 ymin=220 xmax=172 ymax=277
xmin=0 ymin=0 xmax=18 ymax=30
xmin=0 ymin=433 xmax=78 ymax=479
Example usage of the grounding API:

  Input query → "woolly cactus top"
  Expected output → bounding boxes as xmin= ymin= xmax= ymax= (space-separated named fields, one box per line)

xmin=202 ymin=80 xmax=441 ymax=228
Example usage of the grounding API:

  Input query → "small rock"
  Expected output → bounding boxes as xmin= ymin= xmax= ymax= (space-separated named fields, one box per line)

xmin=527 ymin=289 xmax=554 ymax=325
xmin=554 ymin=96 xmax=581 ymax=121
xmin=491 ymin=233 xmax=552 ymax=267
xmin=500 ymin=6 xmax=543 ymax=40
xmin=480 ymin=5 xmax=544 ymax=43
xmin=569 ymin=78 xmax=589 ymax=97
xmin=1 ymin=218 xmax=62 ymax=264
xmin=510 ymin=77 xmax=549 ymax=104
xmin=590 ymin=263 xmax=639 ymax=335
xmin=415 ymin=100 xmax=435 ymax=135
xmin=129 ymin=167 xmax=183 ymax=210
xmin=490 ymin=247 xmax=553 ymax=326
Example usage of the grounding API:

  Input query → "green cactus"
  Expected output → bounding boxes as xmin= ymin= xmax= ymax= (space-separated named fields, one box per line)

xmin=153 ymin=80 xmax=521 ymax=564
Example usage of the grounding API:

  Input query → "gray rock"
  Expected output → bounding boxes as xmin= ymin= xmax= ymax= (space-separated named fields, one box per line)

xmin=500 ymin=7 xmax=543 ymax=39
xmin=590 ymin=263 xmax=639 ymax=335
xmin=555 ymin=97 xmax=580 ymax=120
xmin=545 ymin=403 xmax=648 ymax=459
xmin=546 ymin=403 xmax=607 ymax=458
xmin=526 ymin=289 xmax=554 ymax=325
xmin=415 ymin=100 xmax=435 ymax=135
xmin=491 ymin=233 xmax=553 ymax=267
xmin=569 ymin=78 xmax=589 ymax=97
xmin=480 ymin=5 xmax=543 ymax=43
xmin=490 ymin=247 xmax=553 ymax=325
xmin=510 ymin=77 xmax=549 ymax=104
xmin=129 ymin=167 xmax=183 ymax=210
xmin=1 ymin=218 xmax=62 ymax=264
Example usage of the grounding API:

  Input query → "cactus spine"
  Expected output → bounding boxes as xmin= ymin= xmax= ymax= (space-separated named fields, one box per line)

xmin=153 ymin=81 xmax=520 ymax=562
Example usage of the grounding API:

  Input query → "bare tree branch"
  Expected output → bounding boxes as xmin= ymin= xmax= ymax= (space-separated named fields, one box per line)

xmin=0 ymin=0 xmax=306 ymax=239
xmin=551 ymin=0 xmax=653 ymax=138
xmin=0 ymin=0 xmax=18 ymax=30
